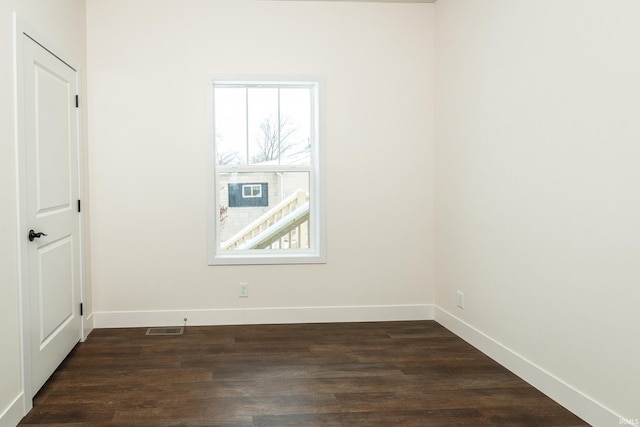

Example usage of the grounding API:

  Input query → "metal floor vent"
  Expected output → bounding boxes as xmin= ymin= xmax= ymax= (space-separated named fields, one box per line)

xmin=145 ymin=327 xmax=184 ymax=336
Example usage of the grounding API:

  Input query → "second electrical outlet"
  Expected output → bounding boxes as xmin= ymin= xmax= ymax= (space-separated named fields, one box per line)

xmin=239 ymin=282 xmax=249 ymax=298
xmin=456 ymin=291 xmax=465 ymax=309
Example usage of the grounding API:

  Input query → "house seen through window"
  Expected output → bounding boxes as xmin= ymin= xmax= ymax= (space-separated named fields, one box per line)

xmin=209 ymin=79 xmax=325 ymax=265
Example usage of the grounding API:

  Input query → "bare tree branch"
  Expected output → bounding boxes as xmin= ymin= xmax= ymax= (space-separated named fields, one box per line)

xmin=217 ymin=151 xmax=240 ymax=165
xmin=251 ymin=116 xmax=300 ymax=163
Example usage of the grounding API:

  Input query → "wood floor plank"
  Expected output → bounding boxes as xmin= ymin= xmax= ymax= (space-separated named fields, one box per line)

xmin=19 ymin=321 xmax=590 ymax=426
xmin=253 ymin=408 xmax=494 ymax=427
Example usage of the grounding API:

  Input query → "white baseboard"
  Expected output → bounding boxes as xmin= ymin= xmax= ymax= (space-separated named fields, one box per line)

xmin=82 ymin=312 xmax=94 ymax=341
xmin=0 ymin=392 xmax=25 ymax=427
xmin=93 ymin=304 xmax=434 ymax=329
xmin=434 ymin=306 xmax=623 ymax=427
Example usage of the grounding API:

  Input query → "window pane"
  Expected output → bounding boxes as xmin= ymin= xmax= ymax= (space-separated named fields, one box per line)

xmin=214 ymin=88 xmax=247 ymax=165
xmin=280 ymin=88 xmax=311 ymax=166
xmin=247 ymin=88 xmax=279 ymax=164
xmin=218 ymin=171 xmax=310 ymax=250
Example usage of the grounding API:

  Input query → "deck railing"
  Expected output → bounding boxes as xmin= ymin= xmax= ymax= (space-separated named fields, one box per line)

xmin=221 ymin=189 xmax=309 ymax=250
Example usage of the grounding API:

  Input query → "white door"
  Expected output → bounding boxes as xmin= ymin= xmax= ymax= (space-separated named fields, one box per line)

xmin=22 ymin=35 xmax=82 ymax=395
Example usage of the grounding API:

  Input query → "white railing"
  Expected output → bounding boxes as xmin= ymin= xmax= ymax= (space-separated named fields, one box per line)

xmin=221 ymin=189 xmax=309 ymax=250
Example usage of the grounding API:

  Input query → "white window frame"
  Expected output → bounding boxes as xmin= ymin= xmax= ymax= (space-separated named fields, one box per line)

xmin=207 ymin=76 xmax=326 ymax=265
xmin=242 ymin=184 xmax=262 ymax=198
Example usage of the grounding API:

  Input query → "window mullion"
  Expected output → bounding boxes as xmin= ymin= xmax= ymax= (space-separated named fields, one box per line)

xmin=218 ymin=165 xmax=312 ymax=173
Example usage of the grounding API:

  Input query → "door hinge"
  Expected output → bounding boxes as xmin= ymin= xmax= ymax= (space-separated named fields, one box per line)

xmin=80 ymin=302 xmax=84 ymax=316
xmin=77 ymin=199 xmax=81 ymax=213
xmin=75 ymin=95 xmax=79 ymax=108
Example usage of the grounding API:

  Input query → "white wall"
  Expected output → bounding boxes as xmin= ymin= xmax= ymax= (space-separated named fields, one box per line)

xmin=1 ymin=1 xmax=88 ymax=425
xmin=86 ymin=0 xmax=435 ymax=325
xmin=435 ymin=0 xmax=640 ymax=424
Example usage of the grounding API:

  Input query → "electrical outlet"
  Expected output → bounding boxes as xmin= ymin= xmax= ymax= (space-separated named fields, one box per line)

xmin=239 ymin=282 xmax=249 ymax=298
xmin=456 ymin=291 xmax=465 ymax=309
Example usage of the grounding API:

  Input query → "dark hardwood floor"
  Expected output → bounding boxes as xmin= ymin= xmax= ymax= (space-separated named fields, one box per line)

xmin=19 ymin=321 xmax=589 ymax=426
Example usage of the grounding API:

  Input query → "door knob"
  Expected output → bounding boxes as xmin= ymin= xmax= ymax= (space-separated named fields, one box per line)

xmin=28 ymin=229 xmax=47 ymax=242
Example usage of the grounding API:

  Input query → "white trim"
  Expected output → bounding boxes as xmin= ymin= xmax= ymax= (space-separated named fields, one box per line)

xmin=242 ymin=183 xmax=262 ymax=198
xmin=82 ymin=312 xmax=94 ymax=341
xmin=12 ymin=13 xmax=31 ymax=419
xmin=434 ymin=306 xmax=625 ymax=427
xmin=0 ymin=392 xmax=25 ymax=427
xmin=14 ymin=16 xmax=34 ymax=412
xmin=93 ymin=304 xmax=434 ymax=329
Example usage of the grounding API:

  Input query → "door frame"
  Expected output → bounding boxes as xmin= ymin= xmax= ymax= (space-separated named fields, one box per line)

xmin=14 ymin=17 xmax=87 ymax=413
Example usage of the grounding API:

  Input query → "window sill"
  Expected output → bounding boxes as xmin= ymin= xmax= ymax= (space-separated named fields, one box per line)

xmin=209 ymin=251 xmax=326 ymax=266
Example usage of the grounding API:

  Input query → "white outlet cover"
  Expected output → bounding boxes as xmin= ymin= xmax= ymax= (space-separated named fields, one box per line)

xmin=456 ymin=291 xmax=464 ymax=309
xmin=239 ymin=282 xmax=249 ymax=297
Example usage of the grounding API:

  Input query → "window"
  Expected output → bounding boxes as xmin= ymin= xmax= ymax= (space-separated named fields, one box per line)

xmin=242 ymin=184 xmax=262 ymax=198
xmin=208 ymin=79 xmax=325 ymax=265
